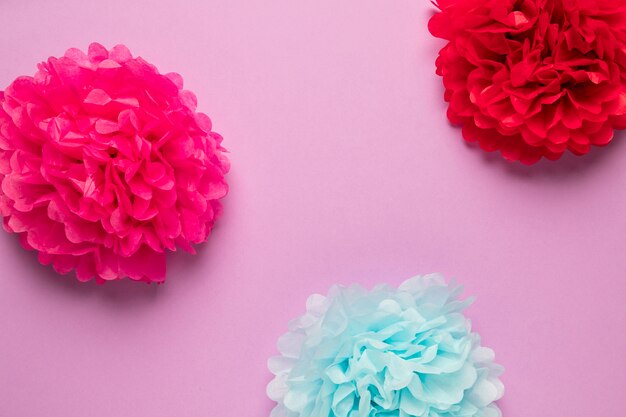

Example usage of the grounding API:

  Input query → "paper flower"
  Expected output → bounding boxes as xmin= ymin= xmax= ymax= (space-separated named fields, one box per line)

xmin=429 ymin=0 xmax=626 ymax=164
xmin=267 ymin=274 xmax=504 ymax=417
xmin=0 ymin=43 xmax=229 ymax=283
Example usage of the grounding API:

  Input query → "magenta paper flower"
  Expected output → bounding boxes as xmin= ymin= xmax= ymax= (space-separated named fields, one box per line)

xmin=0 ymin=43 xmax=229 ymax=283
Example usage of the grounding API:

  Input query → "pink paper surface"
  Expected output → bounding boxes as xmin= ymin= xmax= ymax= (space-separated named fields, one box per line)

xmin=0 ymin=1 xmax=625 ymax=416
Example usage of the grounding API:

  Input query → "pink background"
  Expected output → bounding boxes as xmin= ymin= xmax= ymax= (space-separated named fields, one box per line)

xmin=1 ymin=0 xmax=625 ymax=416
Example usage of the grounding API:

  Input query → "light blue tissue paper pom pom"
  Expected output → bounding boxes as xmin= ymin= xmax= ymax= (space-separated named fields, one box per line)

xmin=267 ymin=274 xmax=504 ymax=417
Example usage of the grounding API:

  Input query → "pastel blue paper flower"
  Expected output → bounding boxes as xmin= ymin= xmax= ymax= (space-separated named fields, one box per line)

xmin=267 ymin=274 xmax=504 ymax=417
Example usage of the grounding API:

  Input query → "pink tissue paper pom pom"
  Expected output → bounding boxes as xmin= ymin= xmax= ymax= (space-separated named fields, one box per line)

xmin=0 ymin=43 xmax=229 ymax=283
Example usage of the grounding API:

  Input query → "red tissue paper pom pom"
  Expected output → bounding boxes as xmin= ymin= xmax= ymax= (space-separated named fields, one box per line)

xmin=429 ymin=0 xmax=626 ymax=164
xmin=0 ymin=43 xmax=229 ymax=283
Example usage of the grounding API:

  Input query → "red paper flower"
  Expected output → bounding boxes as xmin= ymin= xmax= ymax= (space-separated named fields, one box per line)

xmin=429 ymin=0 xmax=626 ymax=164
xmin=0 ymin=43 xmax=229 ymax=283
